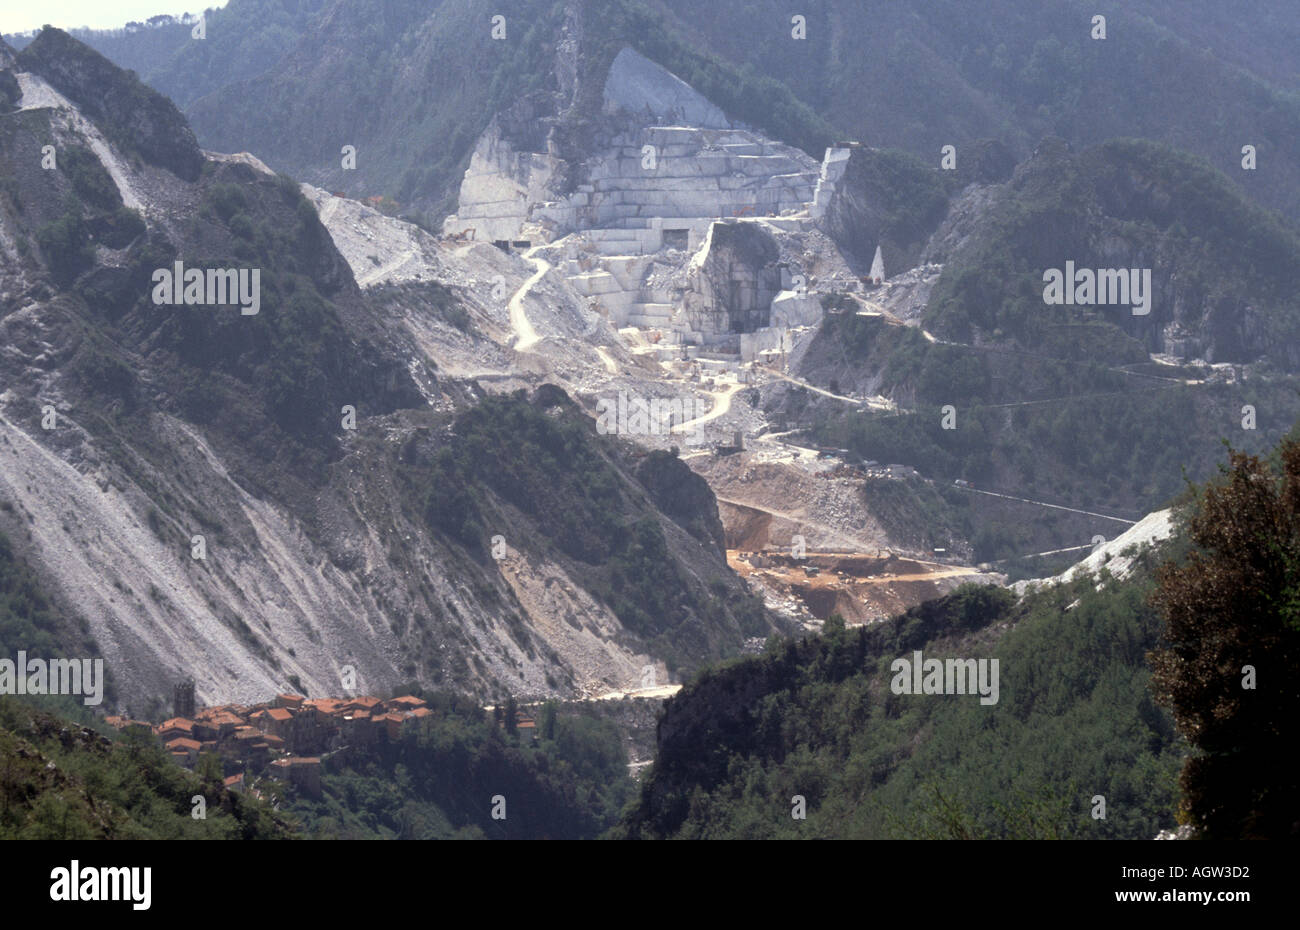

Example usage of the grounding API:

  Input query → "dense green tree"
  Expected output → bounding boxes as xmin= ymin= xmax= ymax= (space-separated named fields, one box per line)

xmin=0 ymin=699 xmax=291 ymax=839
xmin=1149 ymin=439 xmax=1300 ymax=838
xmin=196 ymin=751 xmax=224 ymax=785
xmin=284 ymin=691 xmax=632 ymax=839
xmin=619 ymin=576 xmax=1180 ymax=840
xmin=504 ymin=694 xmax=518 ymax=739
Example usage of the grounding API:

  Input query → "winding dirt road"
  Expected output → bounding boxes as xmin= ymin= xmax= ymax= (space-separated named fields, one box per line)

xmin=670 ymin=382 xmax=742 ymax=435
xmin=509 ymin=247 xmax=548 ymax=351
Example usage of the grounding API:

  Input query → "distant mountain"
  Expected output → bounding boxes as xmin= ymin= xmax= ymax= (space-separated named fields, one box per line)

xmin=29 ymin=0 xmax=1300 ymax=228
xmin=784 ymin=135 xmax=1300 ymax=565
xmin=922 ymin=137 xmax=1300 ymax=367
xmin=647 ymin=0 xmax=1300 ymax=220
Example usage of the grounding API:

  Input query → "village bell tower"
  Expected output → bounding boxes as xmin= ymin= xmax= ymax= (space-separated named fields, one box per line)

xmin=173 ymin=679 xmax=196 ymax=719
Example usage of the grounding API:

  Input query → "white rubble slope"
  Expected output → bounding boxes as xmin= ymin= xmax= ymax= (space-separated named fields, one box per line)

xmin=1013 ymin=509 xmax=1176 ymax=595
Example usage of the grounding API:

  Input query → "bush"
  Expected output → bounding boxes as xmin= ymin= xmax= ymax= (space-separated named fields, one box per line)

xmin=36 ymin=210 xmax=95 ymax=283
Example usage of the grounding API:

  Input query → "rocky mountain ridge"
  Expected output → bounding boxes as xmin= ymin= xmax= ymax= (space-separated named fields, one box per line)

xmin=0 ymin=30 xmax=784 ymax=713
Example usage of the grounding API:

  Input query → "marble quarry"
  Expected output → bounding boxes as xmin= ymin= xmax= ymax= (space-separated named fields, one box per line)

xmin=442 ymin=47 xmax=865 ymax=361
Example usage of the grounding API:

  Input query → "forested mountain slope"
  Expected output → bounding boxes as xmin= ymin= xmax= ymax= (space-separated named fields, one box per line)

xmin=22 ymin=0 xmax=1297 ymax=226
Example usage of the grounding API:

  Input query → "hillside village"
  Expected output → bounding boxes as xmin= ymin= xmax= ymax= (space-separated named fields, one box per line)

xmin=102 ymin=685 xmax=462 ymax=799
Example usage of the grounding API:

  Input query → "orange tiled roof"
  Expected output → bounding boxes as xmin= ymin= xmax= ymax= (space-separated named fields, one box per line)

xmin=299 ymin=701 xmax=337 ymax=717
xmin=386 ymin=695 xmax=427 ymax=708
xmin=159 ymin=717 xmax=195 ymax=731
xmin=165 ymin=737 xmax=202 ymax=751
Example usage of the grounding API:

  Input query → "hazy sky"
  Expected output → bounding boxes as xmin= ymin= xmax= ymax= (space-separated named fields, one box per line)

xmin=1 ymin=1 xmax=228 ymax=34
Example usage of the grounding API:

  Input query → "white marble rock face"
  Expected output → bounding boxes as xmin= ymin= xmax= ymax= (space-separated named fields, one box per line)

xmin=770 ymin=291 xmax=824 ymax=329
xmin=602 ymin=48 xmax=734 ymax=129
xmin=442 ymin=47 xmax=865 ymax=350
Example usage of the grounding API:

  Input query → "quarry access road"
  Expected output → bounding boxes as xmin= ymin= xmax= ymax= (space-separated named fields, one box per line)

xmin=765 ymin=370 xmax=866 ymax=405
xmin=484 ymin=683 xmax=683 ymax=712
xmin=357 ymin=245 xmax=417 ymax=287
xmin=998 ymin=543 xmax=1096 ymax=561
xmin=714 ymin=495 xmax=885 ymax=553
xmin=861 ymin=567 xmax=976 ymax=583
xmin=753 ymin=432 xmax=821 ymax=460
xmin=510 ymin=247 xmax=548 ymax=351
xmin=670 ymin=381 xmax=742 ymax=434
xmin=811 ymin=565 xmax=979 ymax=586
xmin=318 ymin=194 xmax=342 ymax=226
xmin=595 ymin=346 xmax=619 ymax=373
xmin=589 ymin=684 xmax=682 ymax=701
